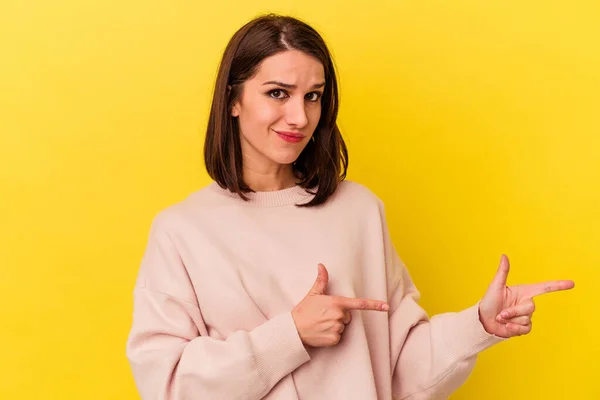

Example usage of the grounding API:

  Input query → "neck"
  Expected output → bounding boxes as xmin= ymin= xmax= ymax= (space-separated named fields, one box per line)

xmin=243 ymin=164 xmax=298 ymax=192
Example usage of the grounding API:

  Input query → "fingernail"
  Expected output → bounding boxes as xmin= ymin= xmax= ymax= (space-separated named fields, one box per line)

xmin=501 ymin=311 xmax=510 ymax=319
xmin=381 ymin=303 xmax=389 ymax=311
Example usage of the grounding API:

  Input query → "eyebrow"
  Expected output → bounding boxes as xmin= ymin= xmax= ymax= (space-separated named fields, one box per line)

xmin=262 ymin=80 xmax=326 ymax=90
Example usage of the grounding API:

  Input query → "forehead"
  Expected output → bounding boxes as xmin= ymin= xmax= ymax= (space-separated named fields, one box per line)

xmin=252 ymin=50 xmax=325 ymax=83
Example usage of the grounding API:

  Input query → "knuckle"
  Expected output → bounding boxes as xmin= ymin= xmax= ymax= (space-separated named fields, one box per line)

xmin=519 ymin=322 xmax=533 ymax=335
xmin=517 ymin=328 xmax=525 ymax=336
xmin=516 ymin=326 xmax=524 ymax=335
xmin=330 ymin=297 xmax=342 ymax=309
xmin=330 ymin=334 xmax=341 ymax=346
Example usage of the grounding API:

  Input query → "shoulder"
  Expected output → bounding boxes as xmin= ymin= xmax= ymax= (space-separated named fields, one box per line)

xmin=335 ymin=179 xmax=383 ymax=205
xmin=147 ymin=183 xmax=222 ymax=234
xmin=329 ymin=179 xmax=386 ymax=213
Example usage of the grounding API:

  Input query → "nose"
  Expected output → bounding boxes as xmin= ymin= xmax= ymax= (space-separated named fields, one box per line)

xmin=284 ymin=97 xmax=309 ymax=129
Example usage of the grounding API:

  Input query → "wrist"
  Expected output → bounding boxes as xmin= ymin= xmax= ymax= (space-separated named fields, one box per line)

xmin=290 ymin=310 xmax=307 ymax=346
xmin=477 ymin=302 xmax=494 ymax=335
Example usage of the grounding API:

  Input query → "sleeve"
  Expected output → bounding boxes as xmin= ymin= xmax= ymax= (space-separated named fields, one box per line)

xmin=378 ymin=206 xmax=507 ymax=399
xmin=125 ymin=214 xmax=311 ymax=400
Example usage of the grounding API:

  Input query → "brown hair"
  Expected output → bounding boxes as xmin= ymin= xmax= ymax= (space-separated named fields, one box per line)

xmin=203 ymin=14 xmax=348 ymax=207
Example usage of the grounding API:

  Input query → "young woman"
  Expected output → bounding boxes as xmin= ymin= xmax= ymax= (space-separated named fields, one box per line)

xmin=126 ymin=14 xmax=574 ymax=400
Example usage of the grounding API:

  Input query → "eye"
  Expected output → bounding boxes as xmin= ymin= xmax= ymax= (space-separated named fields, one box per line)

xmin=267 ymin=89 xmax=289 ymax=99
xmin=305 ymin=92 xmax=322 ymax=102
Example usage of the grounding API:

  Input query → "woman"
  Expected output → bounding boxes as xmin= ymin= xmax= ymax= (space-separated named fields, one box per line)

xmin=126 ymin=14 xmax=574 ymax=400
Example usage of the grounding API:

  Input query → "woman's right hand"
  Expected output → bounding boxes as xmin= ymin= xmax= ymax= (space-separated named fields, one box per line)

xmin=291 ymin=263 xmax=390 ymax=348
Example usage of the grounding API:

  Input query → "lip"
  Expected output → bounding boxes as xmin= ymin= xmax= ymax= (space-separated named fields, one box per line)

xmin=274 ymin=130 xmax=305 ymax=143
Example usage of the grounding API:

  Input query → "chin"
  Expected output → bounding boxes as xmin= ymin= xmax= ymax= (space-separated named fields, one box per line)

xmin=269 ymin=150 xmax=304 ymax=165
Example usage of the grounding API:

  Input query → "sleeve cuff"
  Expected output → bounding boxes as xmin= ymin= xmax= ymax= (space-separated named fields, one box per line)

xmin=250 ymin=311 xmax=311 ymax=389
xmin=442 ymin=302 xmax=507 ymax=362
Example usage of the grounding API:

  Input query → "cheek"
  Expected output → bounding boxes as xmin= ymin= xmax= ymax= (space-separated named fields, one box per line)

xmin=308 ymin=105 xmax=322 ymax=128
xmin=240 ymin=101 xmax=281 ymax=133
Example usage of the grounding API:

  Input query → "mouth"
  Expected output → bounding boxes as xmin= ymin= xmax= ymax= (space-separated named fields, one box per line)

xmin=274 ymin=130 xmax=305 ymax=143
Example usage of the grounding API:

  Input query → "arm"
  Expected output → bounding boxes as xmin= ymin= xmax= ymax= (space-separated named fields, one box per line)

xmin=388 ymin=250 xmax=506 ymax=400
xmin=370 ymin=199 xmax=505 ymax=399
xmin=126 ymin=216 xmax=310 ymax=400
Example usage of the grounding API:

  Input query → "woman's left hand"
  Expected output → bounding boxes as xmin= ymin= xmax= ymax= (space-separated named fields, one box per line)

xmin=478 ymin=254 xmax=575 ymax=338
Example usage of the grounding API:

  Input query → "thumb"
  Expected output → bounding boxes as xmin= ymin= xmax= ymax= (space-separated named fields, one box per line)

xmin=490 ymin=254 xmax=510 ymax=289
xmin=309 ymin=263 xmax=329 ymax=295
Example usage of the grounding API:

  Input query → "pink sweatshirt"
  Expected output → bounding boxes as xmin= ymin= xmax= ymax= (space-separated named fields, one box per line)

xmin=126 ymin=180 xmax=505 ymax=399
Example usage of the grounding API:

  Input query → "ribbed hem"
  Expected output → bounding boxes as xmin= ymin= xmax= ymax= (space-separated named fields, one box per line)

xmin=208 ymin=181 xmax=315 ymax=207
xmin=442 ymin=302 xmax=507 ymax=361
xmin=250 ymin=312 xmax=311 ymax=389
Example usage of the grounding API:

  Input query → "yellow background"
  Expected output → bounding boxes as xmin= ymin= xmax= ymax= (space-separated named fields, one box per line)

xmin=1 ymin=1 xmax=598 ymax=399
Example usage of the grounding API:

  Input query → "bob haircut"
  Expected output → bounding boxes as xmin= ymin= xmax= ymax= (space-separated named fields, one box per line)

xmin=203 ymin=14 xmax=348 ymax=207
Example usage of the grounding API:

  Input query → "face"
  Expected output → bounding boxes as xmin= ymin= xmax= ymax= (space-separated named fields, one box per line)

xmin=231 ymin=50 xmax=325 ymax=171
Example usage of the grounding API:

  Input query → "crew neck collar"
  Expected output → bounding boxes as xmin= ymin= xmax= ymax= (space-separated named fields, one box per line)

xmin=208 ymin=181 xmax=315 ymax=207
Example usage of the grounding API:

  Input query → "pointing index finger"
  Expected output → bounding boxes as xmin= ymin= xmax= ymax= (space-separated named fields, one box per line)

xmin=522 ymin=280 xmax=575 ymax=298
xmin=335 ymin=296 xmax=390 ymax=311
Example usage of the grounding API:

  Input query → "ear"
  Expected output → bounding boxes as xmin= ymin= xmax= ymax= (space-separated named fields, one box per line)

xmin=228 ymin=85 xmax=240 ymax=117
xmin=231 ymin=102 xmax=240 ymax=117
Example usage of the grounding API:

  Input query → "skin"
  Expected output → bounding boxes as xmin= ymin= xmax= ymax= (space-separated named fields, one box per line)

xmin=231 ymin=49 xmax=325 ymax=192
xmin=231 ymin=50 xmax=575 ymax=347
xmin=479 ymin=254 xmax=575 ymax=338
